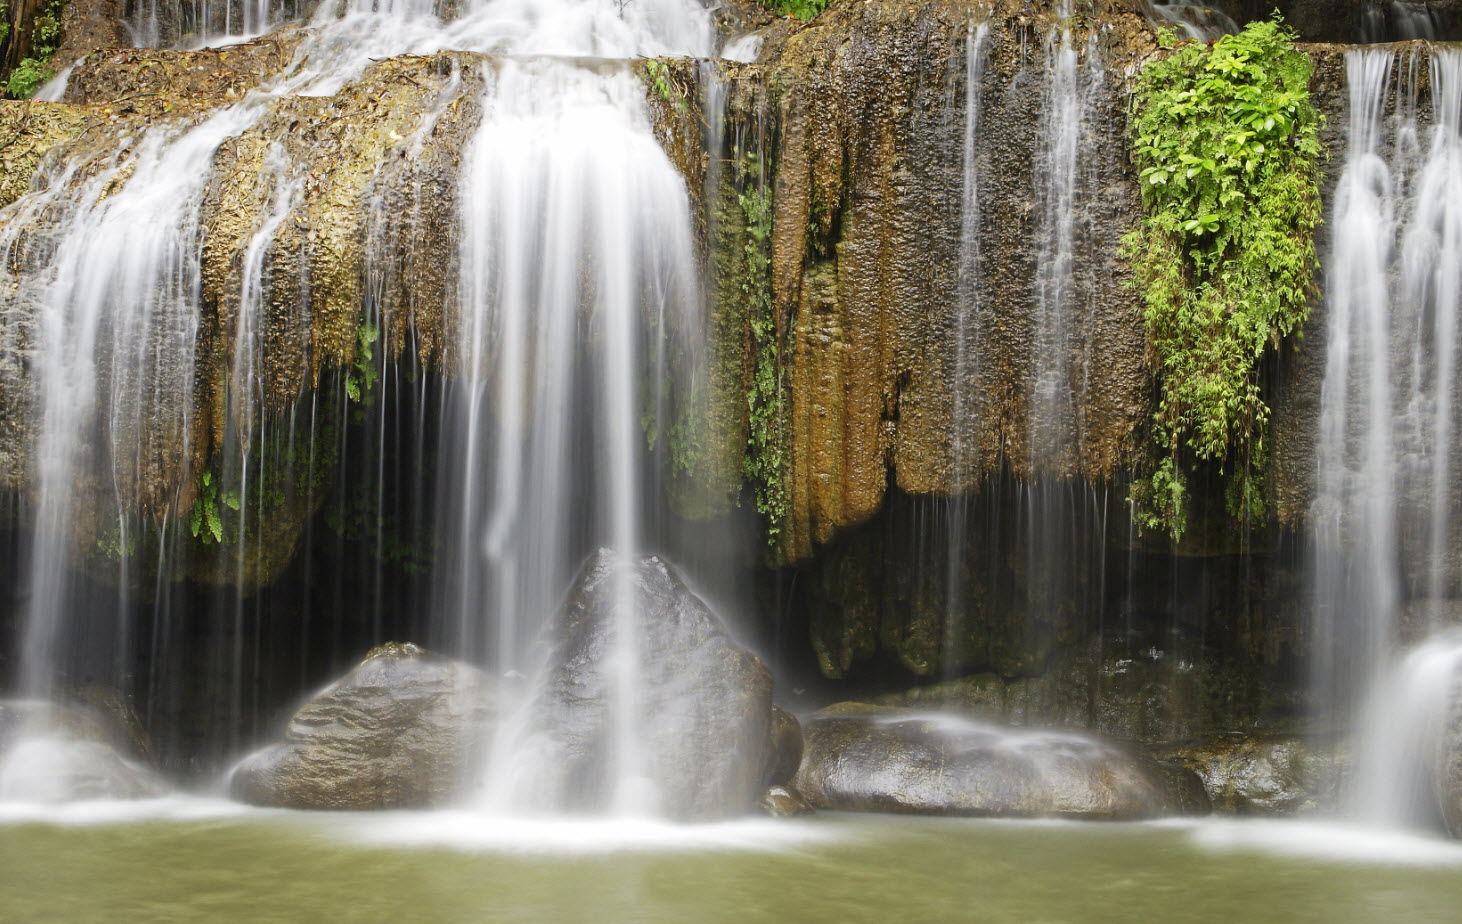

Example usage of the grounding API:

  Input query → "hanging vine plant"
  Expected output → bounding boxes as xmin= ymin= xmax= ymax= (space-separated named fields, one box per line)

xmin=1123 ymin=18 xmax=1322 ymax=540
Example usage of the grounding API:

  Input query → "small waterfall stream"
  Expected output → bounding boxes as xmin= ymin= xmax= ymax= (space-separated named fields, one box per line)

xmin=942 ymin=18 xmax=990 ymax=676
xmin=1316 ymin=46 xmax=1462 ymax=827
xmin=934 ymin=4 xmax=1115 ymax=696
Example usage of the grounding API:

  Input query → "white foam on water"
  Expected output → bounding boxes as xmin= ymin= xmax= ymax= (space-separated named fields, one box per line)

xmin=0 ymin=793 xmax=257 ymax=826
xmin=335 ymin=811 xmax=837 ymax=854
xmin=1171 ymin=817 xmax=1462 ymax=867
xmin=0 ymin=795 xmax=838 ymax=856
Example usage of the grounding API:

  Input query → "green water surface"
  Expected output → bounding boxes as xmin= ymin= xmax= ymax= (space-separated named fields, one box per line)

xmin=3 ymin=808 xmax=1460 ymax=923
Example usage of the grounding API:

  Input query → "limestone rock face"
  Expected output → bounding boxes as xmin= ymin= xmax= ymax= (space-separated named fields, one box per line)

xmin=52 ymin=0 xmax=128 ymax=67
xmin=0 ymin=2 xmax=1386 ymax=597
xmin=230 ymin=643 xmax=495 ymax=809
xmin=0 ymin=699 xmax=165 ymax=801
xmin=717 ymin=1 xmax=1153 ymax=563
xmin=519 ymin=549 xmax=773 ymax=820
xmin=794 ymin=703 xmax=1200 ymax=819
xmin=1155 ymin=734 xmax=1345 ymax=815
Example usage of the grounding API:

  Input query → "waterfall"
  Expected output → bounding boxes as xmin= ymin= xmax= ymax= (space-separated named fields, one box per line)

xmin=927 ymin=8 xmax=1114 ymax=693
xmin=0 ymin=0 xmax=718 ymax=807
xmin=1029 ymin=11 xmax=1102 ymax=473
xmin=1019 ymin=10 xmax=1106 ymax=670
xmin=1312 ymin=47 xmax=1400 ymax=726
xmin=1354 ymin=630 xmax=1462 ymax=825
xmin=943 ymin=19 xmax=990 ymax=677
xmin=1134 ymin=1 xmax=1239 ymax=42
xmin=1316 ymin=47 xmax=1462 ymax=826
xmin=439 ymin=58 xmax=703 ymax=813
xmin=7 ymin=106 xmax=264 ymax=700
xmin=1363 ymin=1 xmax=1441 ymax=42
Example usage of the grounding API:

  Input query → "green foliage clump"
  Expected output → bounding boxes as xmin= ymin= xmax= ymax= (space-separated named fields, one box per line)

xmin=189 ymin=469 xmax=239 ymax=546
xmin=640 ymin=376 xmax=703 ymax=479
xmin=323 ymin=493 xmax=434 ymax=576
xmin=7 ymin=60 xmax=48 ymax=99
xmin=1123 ymin=19 xmax=1322 ymax=540
xmin=737 ymin=150 xmax=787 ymax=546
xmin=94 ymin=516 xmax=137 ymax=562
xmin=346 ymin=318 xmax=380 ymax=405
xmin=7 ymin=0 xmax=64 ymax=99
xmin=758 ymin=0 xmax=833 ymax=19
xmin=642 ymin=59 xmax=687 ymax=114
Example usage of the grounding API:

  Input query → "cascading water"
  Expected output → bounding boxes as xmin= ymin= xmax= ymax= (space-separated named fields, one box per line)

xmin=1134 ymin=0 xmax=1239 ymax=42
xmin=1022 ymin=4 xmax=1107 ymax=663
xmin=1315 ymin=46 xmax=1462 ymax=827
xmin=7 ymin=107 xmax=260 ymax=701
xmin=0 ymin=0 xmax=723 ymax=811
xmin=1312 ymin=47 xmax=1401 ymax=727
xmin=1364 ymin=1 xmax=1441 ymax=43
xmin=439 ymin=57 xmax=705 ymax=813
xmin=942 ymin=18 xmax=990 ymax=676
xmin=1029 ymin=2 xmax=1103 ymax=474
xmin=932 ymin=5 xmax=1116 ymax=696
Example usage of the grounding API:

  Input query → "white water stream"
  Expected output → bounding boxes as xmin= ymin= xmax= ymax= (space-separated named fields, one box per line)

xmin=1315 ymin=46 xmax=1462 ymax=828
xmin=0 ymin=0 xmax=721 ymax=813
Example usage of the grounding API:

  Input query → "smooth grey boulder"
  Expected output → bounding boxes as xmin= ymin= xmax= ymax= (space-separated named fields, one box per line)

xmin=519 ymin=549 xmax=773 ymax=820
xmin=230 ymin=642 xmax=495 ymax=809
xmin=794 ymin=703 xmax=1201 ymax=819
xmin=1156 ymin=734 xmax=1344 ymax=815
xmin=0 ymin=699 xmax=164 ymax=801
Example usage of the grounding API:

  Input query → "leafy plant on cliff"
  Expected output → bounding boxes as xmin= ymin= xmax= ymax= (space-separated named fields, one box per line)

xmin=7 ymin=0 xmax=64 ymax=99
xmin=738 ymin=150 xmax=787 ymax=546
xmin=758 ymin=0 xmax=834 ymax=19
xmin=189 ymin=470 xmax=239 ymax=546
xmin=1123 ymin=18 xmax=1321 ymax=540
xmin=643 ymin=58 xmax=687 ymax=114
xmin=345 ymin=318 xmax=380 ymax=405
xmin=640 ymin=375 xmax=703 ymax=479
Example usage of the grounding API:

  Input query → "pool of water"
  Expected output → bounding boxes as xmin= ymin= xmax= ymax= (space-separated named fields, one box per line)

xmin=4 ymin=801 xmax=1461 ymax=922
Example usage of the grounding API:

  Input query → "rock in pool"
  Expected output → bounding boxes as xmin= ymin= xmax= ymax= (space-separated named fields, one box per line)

xmin=230 ymin=642 xmax=496 ymax=809
xmin=794 ymin=703 xmax=1206 ymax=819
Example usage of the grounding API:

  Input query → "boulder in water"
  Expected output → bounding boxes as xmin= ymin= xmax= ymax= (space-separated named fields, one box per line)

xmin=764 ymin=705 xmax=803 ymax=787
xmin=1155 ymin=734 xmax=1344 ymax=815
xmin=761 ymin=784 xmax=814 ymax=817
xmin=794 ymin=704 xmax=1198 ymax=819
xmin=515 ymin=549 xmax=773 ymax=820
xmin=0 ymin=699 xmax=164 ymax=801
xmin=230 ymin=642 xmax=496 ymax=809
